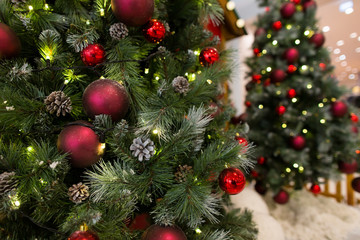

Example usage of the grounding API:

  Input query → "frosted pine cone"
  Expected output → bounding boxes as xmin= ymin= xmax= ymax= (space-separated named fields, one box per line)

xmin=172 ymin=76 xmax=190 ymax=94
xmin=44 ymin=91 xmax=72 ymax=117
xmin=68 ymin=182 xmax=89 ymax=204
xmin=174 ymin=165 xmax=193 ymax=183
xmin=130 ymin=137 xmax=155 ymax=162
xmin=109 ymin=23 xmax=129 ymax=40
xmin=0 ymin=172 xmax=17 ymax=196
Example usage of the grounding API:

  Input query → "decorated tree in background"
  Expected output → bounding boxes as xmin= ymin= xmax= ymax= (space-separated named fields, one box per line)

xmin=0 ymin=0 xmax=258 ymax=239
xmin=244 ymin=0 xmax=359 ymax=203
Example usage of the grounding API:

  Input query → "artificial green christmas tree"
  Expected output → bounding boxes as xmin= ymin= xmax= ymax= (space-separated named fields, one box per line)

xmin=0 ymin=0 xmax=257 ymax=239
xmin=245 ymin=0 xmax=359 ymax=202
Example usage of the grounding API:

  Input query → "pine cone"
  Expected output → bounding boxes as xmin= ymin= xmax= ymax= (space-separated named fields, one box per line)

xmin=68 ymin=182 xmax=89 ymax=204
xmin=172 ymin=76 xmax=190 ymax=94
xmin=0 ymin=172 xmax=17 ymax=196
xmin=44 ymin=91 xmax=72 ymax=117
xmin=130 ymin=137 xmax=155 ymax=162
xmin=175 ymin=165 xmax=193 ymax=183
xmin=109 ymin=23 xmax=129 ymax=40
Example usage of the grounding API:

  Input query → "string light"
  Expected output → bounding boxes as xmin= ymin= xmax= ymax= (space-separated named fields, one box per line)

xmin=153 ymin=129 xmax=159 ymax=134
xmin=276 ymin=90 xmax=281 ymax=95
xmin=331 ymin=97 xmax=337 ymax=102
xmin=28 ymin=5 xmax=34 ymax=11
xmin=195 ymin=228 xmax=202 ymax=234
xmin=144 ymin=68 xmax=149 ymax=74
xmin=293 ymin=163 xmax=299 ymax=168
xmin=302 ymin=110 xmax=307 ymax=115
xmin=292 ymin=98 xmax=298 ymax=103
xmin=258 ymin=104 xmax=264 ymax=109
xmin=262 ymin=49 xmax=267 ymax=54
xmin=295 ymin=39 xmax=300 ymax=45
xmin=286 ymin=168 xmax=291 ymax=173
xmin=44 ymin=4 xmax=49 ymax=10
xmin=304 ymin=30 xmax=310 ymax=36
xmin=282 ymin=123 xmax=287 ymax=128
xmin=302 ymin=129 xmax=308 ymax=134
xmin=318 ymin=103 xmax=324 ymax=108
xmin=323 ymin=98 xmax=328 ymax=102
xmin=266 ymin=67 xmax=272 ymax=72
xmin=306 ymin=84 xmax=312 ymax=89
xmin=267 ymin=33 xmax=272 ymax=39
xmin=27 ymin=146 xmax=34 ymax=152
xmin=155 ymin=76 xmax=160 ymax=80
xmin=261 ymin=70 xmax=266 ymax=74
xmin=197 ymin=70 xmax=202 ymax=74
xmin=320 ymin=119 xmax=326 ymax=124
xmin=99 ymin=143 xmax=106 ymax=155
xmin=226 ymin=1 xmax=236 ymax=10
xmin=299 ymin=166 xmax=304 ymax=173
xmin=194 ymin=50 xmax=200 ymax=56
xmin=286 ymin=24 xmax=292 ymax=30
xmin=207 ymin=79 xmax=213 ymax=84
xmin=236 ymin=19 xmax=245 ymax=28
xmin=100 ymin=8 xmax=105 ymax=16
xmin=272 ymin=40 xmax=278 ymax=46
xmin=64 ymin=79 xmax=70 ymax=84
xmin=86 ymin=20 xmax=90 ymax=25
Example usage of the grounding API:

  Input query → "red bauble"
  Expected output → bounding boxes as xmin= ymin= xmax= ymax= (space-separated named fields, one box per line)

xmin=111 ymin=0 xmax=154 ymax=26
xmin=254 ymin=28 xmax=266 ymax=38
xmin=270 ymin=69 xmax=286 ymax=83
xmin=291 ymin=0 xmax=301 ymax=4
xmin=331 ymin=101 xmax=348 ymax=118
xmin=263 ymin=79 xmax=271 ymax=86
xmin=276 ymin=106 xmax=286 ymax=116
xmin=310 ymin=184 xmax=321 ymax=194
xmin=287 ymin=89 xmax=297 ymax=98
xmin=319 ymin=63 xmax=326 ymax=70
xmin=245 ymin=101 xmax=252 ymax=107
xmin=218 ymin=167 xmax=246 ymax=195
xmin=287 ymin=65 xmax=297 ymax=74
xmin=142 ymin=225 xmax=187 ymax=240
xmin=291 ymin=135 xmax=306 ymax=150
xmin=82 ymin=79 xmax=129 ymax=122
xmin=272 ymin=21 xmax=282 ymax=31
xmin=0 ymin=23 xmax=21 ymax=59
xmin=143 ymin=19 xmax=166 ymax=43
xmin=57 ymin=121 xmax=102 ymax=168
xmin=303 ymin=0 xmax=317 ymax=11
xmin=280 ymin=2 xmax=296 ymax=19
xmin=68 ymin=230 xmax=99 ymax=240
xmin=235 ymin=136 xmax=248 ymax=147
xmin=309 ymin=33 xmax=325 ymax=48
xmin=351 ymin=177 xmax=360 ymax=193
xmin=252 ymin=74 xmax=262 ymax=83
xmin=253 ymin=48 xmax=261 ymax=56
xmin=273 ymin=189 xmax=289 ymax=204
xmin=81 ymin=44 xmax=106 ymax=66
xmin=338 ymin=160 xmax=358 ymax=174
xmin=129 ymin=213 xmax=152 ymax=231
xmin=283 ymin=48 xmax=299 ymax=64
xmin=350 ymin=113 xmax=358 ymax=123
xmin=257 ymin=156 xmax=266 ymax=165
xmin=255 ymin=181 xmax=267 ymax=195
xmin=199 ymin=47 xmax=219 ymax=66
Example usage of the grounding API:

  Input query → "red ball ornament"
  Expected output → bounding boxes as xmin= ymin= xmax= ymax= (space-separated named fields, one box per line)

xmin=255 ymin=181 xmax=267 ymax=195
xmin=252 ymin=74 xmax=262 ymax=83
xmin=218 ymin=167 xmax=246 ymax=195
xmin=291 ymin=0 xmax=301 ymax=4
xmin=257 ymin=156 xmax=266 ymax=165
xmin=82 ymin=79 xmax=129 ymax=122
xmin=350 ymin=113 xmax=358 ymax=123
xmin=283 ymin=48 xmax=299 ymax=64
xmin=199 ymin=47 xmax=219 ymax=66
xmin=68 ymin=230 xmax=99 ymax=240
xmin=303 ymin=0 xmax=317 ymax=11
xmin=291 ymin=135 xmax=306 ymax=150
xmin=276 ymin=106 xmax=286 ymax=116
xmin=280 ymin=2 xmax=296 ymax=19
xmin=142 ymin=225 xmax=187 ymax=240
xmin=245 ymin=101 xmax=252 ymax=107
xmin=309 ymin=33 xmax=325 ymax=48
xmin=129 ymin=213 xmax=152 ymax=231
xmin=143 ymin=19 xmax=166 ymax=43
xmin=253 ymin=48 xmax=261 ymax=56
xmin=331 ymin=101 xmax=348 ymax=118
xmin=81 ymin=44 xmax=106 ymax=66
xmin=0 ymin=23 xmax=21 ymax=59
xmin=270 ymin=69 xmax=286 ymax=83
xmin=111 ymin=0 xmax=154 ymax=26
xmin=273 ymin=189 xmax=289 ymax=204
xmin=254 ymin=28 xmax=266 ymax=38
xmin=338 ymin=160 xmax=358 ymax=174
xmin=351 ymin=177 xmax=360 ymax=193
xmin=287 ymin=65 xmax=297 ymax=74
xmin=57 ymin=121 xmax=102 ymax=168
xmin=287 ymin=89 xmax=297 ymax=98
xmin=319 ymin=63 xmax=326 ymax=70
xmin=310 ymin=184 xmax=321 ymax=194
xmin=272 ymin=21 xmax=282 ymax=31
xmin=235 ymin=136 xmax=248 ymax=147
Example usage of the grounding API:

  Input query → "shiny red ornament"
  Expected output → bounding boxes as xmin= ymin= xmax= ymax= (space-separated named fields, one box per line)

xmin=111 ymin=0 xmax=154 ymax=26
xmin=218 ymin=167 xmax=246 ymax=195
xmin=265 ymin=6 xmax=270 ymax=12
xmin=245 ymin=101 xmax=252 ymax=107
xmin=280 ymin=2 xmax=296 ymax=19
xmin=273 ymin=189 xmax=289 ymax=204
xmin=252 ymin=74 xmax=262 ymax=83
xmin=68 ymin=230 xmax=99 ymax=240
xmin=254 ymin=28 xmax=266 ymax=38
xmin=291 ymin=0 xmax=301 ymax=4
xmin=272 ymin=21 xmax=282 ymax=31
xmin=303 ymin=0 xmax=317 ymax=11
xmin=350 ymin=113 xmax=358 ymax=123
xmin=257 ymin=156 xmax=266 ymax=165
xmin=283 ymin=48 xmax=299 ymax=64
xmin=338 ymin=160 xmax=358 ymax=174
xmin=287 ymin=65 xmax=297 ymax=74
xmin=270 ymin=69 xmax=286 ymax=83
xmin=129 ymin=213 xmax=152 ymax=231
xmin=310 ymin=184 xmax=321 ymax=194
xmin=57 ymin=121 xmax=102 ymax=168
xmin=143 ymin=19 xmax=166 ymax=43
xmin=199 ymin=47 xmax=219 ymax=66
xmin=331 ymin=101 xmax=348 ymax=118
xmin=319 ymin=63 xmax=326 ymax=70
xmin=81 ymin=44 xmax=106 ymax=66
xmin=235 ymin=136 xmax=248 ymax=147
xmin=276 ymin=106 xmax=286 ymax=116
xmin=142 ymin=225 xmax=187 ymax=240
xmin=0 ymin=23 xmax=21 ymax=59
xmin=351 ymin=177 xmax=360 ymax=193
xmin=287 ymin=89 xmax=296 ymax=98
xmin=83 ymin=79 xmax=129 ymax=122
xmin=253 ymin=48 xmax=261 ymax=56
xmin=291 ymin=135 xmax=306 ymax=150
xmin=255 ymin=181 xmax=267 ymax=195
xmin=309 ymin=33 xmax=325 ymax=48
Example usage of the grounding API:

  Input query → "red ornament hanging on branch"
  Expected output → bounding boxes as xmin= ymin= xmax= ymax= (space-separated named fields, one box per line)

xmin=351 ymin=177 xmax=360 ymax=193
xmin=272 ymin=21 xmax=282 ymax=31
xmin=270 ymin=69 xmax=286 ymax=83
xmin=280 ymin=2 xmax=296 ymax=19
xmin=319 ymin=63 xmax=326 ymax=71
xmin=283 ymin=48 xmax=299 ymax=64
xmin=309 ymin=33 xmax=325 ymax=48
xmin=350 ymin=113 xmax=358 ymax=123
xmin=291 ymin=135 xmax=306 ymax=150
xmin=252 ymin=74 xmax=262 ymax=83
xmin=287 ymin=65 xmax=297 ymax=74
xmin=310 ymin=184 xmax=321 ymax=194
xmin=142 ymin=225 xmax=187 ymax=240
xmin=253 ymin=48 xmax=261 ymax=56
xmin=143 ymin=19 xmax=166 ymax=43
xmin=291 ymin=0 xmax=301 ymax=4
xmin=0 ymin=23 xmax=21 ymax=59
xmin=218 ymin=167 xmax=246 ymax=195
xmin=276 ymin=106 xmax=286 ymax=116
xmin=81 ymin=44 xmax=106 ymax=66
xmin=235 ymin=136 xmax=248 ymax=148
xmin=257 ymin=156 xmax=266 ymax=165
xmin=338 ymin=160 xmax=358 ymax=174
xmin=273 ymin=189 xmax=289 ymax=204
xmin=331 ymin=101 xmax=348 ymax=118
xmin=199 ymin=47 xmax=219 ymax=66
xmin=111 ymin=0 xmax=154 ymax=26
xmin=128 ymin=213 xmax=152 ymax=231
xmin=68 ymin=230 xmax=99 ymax=240
xmin=287 ymin=89 xmax=297 ymax=99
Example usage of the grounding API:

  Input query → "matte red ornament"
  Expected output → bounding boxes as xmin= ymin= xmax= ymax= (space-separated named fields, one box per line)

xmin=265 ymin=7 xmax=270 ymax=12
xmin=0 ymin=23 xmax=21 ymax=59
xmin=270 ymin=69 xmax=286 ymax=83
xmin=283 ymin=48 xmax=299 ymax=64
xmin=319 ymin=63 xmax=326 ymax=70
xmin=331 ymin=101 xmax=348 ymax=118
xmin=143 ymin=19 xmax=166 ymax=43
xmin=68 ymin=230 xmax=99 ymax=240
xmin=291 ymin=135 xmax=306 ymax=150
xmin=287 ymin=89 xmax=296 ymax=98
xmin=83 ymin=79 xmax=129 ymax=122
xmin=245 ymin=101 xmax=252 ymax=107
xmin=57 ymin=121 xmax=102 ymax=168
xmin=218 ymin=167 xmax=246 ymax=195
xmin=257 ymin=156 xmax=266 ymax=165
xmin=350 ymin=113 xmax=358 ymax=123
xmin=253 ymin=48 xmax=261 ymax=56
xmin=351 ymin=177 xmax=360 ymax=193
xmin=303 ymin=0 xmax=317 ymax=11
xmin=287 ymin=65 xmax=297 ymax=74
xmin=255 ymin=181 xmax=267 ymax=195
xmin=338 ymin=160 xmax=358 ymax=174
xmin=309 ymin=33 xmax=325 ymax=48
xmin=254 ymin=28 xmax=266 ymax=38
xmin=280 ymin=2 xmax=296 ymax=19
xmin=129 ymin=213 xmax=152 ymax=231
xmin=81 ymin=44 xmax=106 ymax=66
xmin=252 ymin=74 xmax=262 ymax=83
xmin=276 ymin=106 xmax=286 ymax=116
xmin=272 ymin=21 xmax=282 ymax=31
xmin=142 ymin=225 xmax=187 ymax=240
xmin=273 ymin=189 xmax=289 ymax=204
xmin=199 ymin=47 xmax=219 ymax=66
xmin=111 ymin=0 xmax=154 ymax=26
xmin=310 ymin=184 xmax=321 ymax=194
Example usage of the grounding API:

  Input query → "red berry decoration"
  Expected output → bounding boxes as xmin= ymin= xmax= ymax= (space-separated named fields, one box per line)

xmin=338 ymin=160 xmax=358 ymax=174
xmin=291 ymin=135 xmax=306 ymax=150
xmin=199 ymin=47 xmax=219 ymax=66
xmin=303 ymin=0 xmax=317 ymax=11
xmin=142 ymin=225 xmax=187 ymax=240
xmin=331 ymin=101 xmax=348 ymax=118
xmin=272 ymin=21 xmax=282 ymax=31
xmin=254 ymin=181 xmax=267 ymax=195
xmin=218 ymin=167 xmax=246 ymax=195
xmin=350 ymin=113 xmax=358 ymax=123
xmin=57 ymin=121 xmax=102 ymax=168
xmin=251 ymin=170 xmax=259 ymax=178
xmin=143 ymin=19 xmax=166 ymax=43
xmin=287 ymin=65 xmax=297 ymax=74
xmin=257 ymin=156 xmax=266 ymax=165
xmin=0 ymin=23 xmax=21 ymax=59
xmin=309 ymin=33 xmax=325 ymax=48
xmin=287 ymin=89 xmax=296 ymax=98
xmin=310 ymin=184 xmax=321 ymax=194
xmin=68 ymin=230 xmax=99 ymax=240
xmin=276 ymin=106 xmax=286 ymax=116
xmin=280 ymin=2 xmax=296 ymax=19
xmin=81 ymin=44 xmax=106 ymax=66
xmin=245 ymin=101 xmax=252 ymax=107
xmin=283 ymin=48 xmax=299 ymax=64
xmin=252 ymin=74 xmax=262 ymax=83
xmin=270 ymin=69 xmax=286 ymax=83
xmin=351 ymin=177 xmax=360 ymax=193
xmin=254 ymin=28 xmax=266 ymax=38
xmin=273 ymin=189 xmax=289 ymax=204
xmin=253 ymin=48 xmax=261 ymax=56
xmin=82 ymin=79 xmax=129 ymax=122
xmin=111 ymin=0 xmax=154 ymax=26
xmin=129 ymin=213 xmax=152 ymax=231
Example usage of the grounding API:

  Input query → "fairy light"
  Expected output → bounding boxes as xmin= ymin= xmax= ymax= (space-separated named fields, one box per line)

xmin=261 ymin=70 xmax=266 ymax=74
xmin=185 ymin=72 xmax=189 ymax=76
xmin=194 ymin=50 xmax=200 ymax=56
xmin=236 ymin=19 xmax=245 ymax=28
xmin=272 ymin=40 xmax=278 ymax=46
xmin=155 ymin=76 xmax=160 ymax=80
xmin=207 ymin=135 xmax=212 ymax=139
xmin=100 ymin=8 xmax=105 ymax=16
xmin=262 ymin=49 xmax=267 ymax=54
xmin=9 ymin=192 xmax=21 ymax=209
xmin=207 ymin=79 xmax=213 ymax=84
xmin=266 ymin=67 xmax=272 ymax=72
xmin=301 ymin=65 xmax=309 ymax=71
xmin=286 ymin=24 xmax=292 ymax=30
xmin=144 ymin=68 xmax=149 ymax=74
xmin=153 ymin=129 xmax=159 ymax=134
xmin=28 ymin=5 xmax=34 ymax=11
xmin=44 ymin=4 xmax=49 ymax=10
xmin=286 ymin=168 xmax=291 ymax=173
xmin=86 ymin=20 xmax=91 ymax=25
xmin=226 ymin=1 xmax=236 ymax=10
xmin=282 ymin=123 xmax=287 ymax=128
xmin=98 ymin=143 xmax=106 ymax=155
xmin=304 ymin=30 xmax=310 ymax=36
xmin=302 ymin=129 xmax=308 ymax=134
xmin=195 ymin=228 xmax=202 ymax=234
xmin=320 ymin=119 xmax=326 ymax=124
xmin=295 ymin=39 xmax=300 ymax=45
xmin=318 ymin=103 xmax=324 ymax=108
xmin=302 ymin=110 xmax=307 ymax=115
xmin=258 ymin=104 xmax=264 ymax=109
xmin=276 ymin=90 xmax=281 ymax=95
xmin=299 ymin=166 xmax=304 ymax=173
xmin=323 ymin=98 xmax=328 ymax=103
xmin=267 ymin=33 xmax=272 ymax=39
xmin=64 ymin=79 xmax=70 ymax=84
xmin=27 ymin=146 xmax=34 ymax=152
xmin=306 ymin=84 xmax=312 ymax=89
xmin=292 ymin=98 xmax=298 ymax=103
xmin=331 ymin=98 xmax=337 ymax=102
xmin=293 ymin=163 xmax=299 ymax=168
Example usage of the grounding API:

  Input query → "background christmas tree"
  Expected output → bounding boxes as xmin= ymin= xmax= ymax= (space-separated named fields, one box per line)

xmin=244 ymin=0 xmax=359 ymax=203
xmin=0 ymin=0 xmax=258 ymax=239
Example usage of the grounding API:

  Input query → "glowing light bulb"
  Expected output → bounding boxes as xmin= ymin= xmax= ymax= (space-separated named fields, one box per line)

xmin=262 ymin=49 xmax=267 ymax=54
xmin=267 ymin=33 xmax=272 ymax=39
xmin=302 ymin=110 xmax=307 ymax=115
xmin=266 ymin=67 xmax=272 ymax=72
xmin=144 ymin=68 xmax=149 ymax=74
xmin=318 ymin=103 xmax=324 ymax=108
xmin=28 ymin=5 xmax=33 ymax=11
xmin=320 ymin=119 xmax=326 ymax=124
xmin=272 ymin=40 xmax=278 ymax=46
xmin=286 ymin=168 xmax=291 ymax=173
xmin=195 ymin=228 xmax=202 ymax=234
xmin=153 ymin=129 xmax=159 ymax=134
xmin=236 ymin=19 xmax=245 ymax=28
xmin=299 ymin=166 xmax=304 ymax=173
xmin=100 ymin=8 xmax=105 ymax=16
xmin=302 ymin=129 xmax=308 ymax=134
xmin=282 ymin=123 xmax=287 ymax=128
xmin=293 ymin=163 xmax=299 ymax=168
xmin=292 ymin=98 xmax=298 ymax=103
xmin=258 ymin=104 xmax=264 ymax=109
xmin=307 ymin=84 xmax=312 ymax=89
xmin=295 ymin=39 xmax=300 ymax=45
xmin=207 ymin=79 xmax=213 ymax=84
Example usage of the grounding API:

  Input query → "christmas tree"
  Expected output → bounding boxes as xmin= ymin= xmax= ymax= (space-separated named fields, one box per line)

xmin=245 ymin=0 xmax=359 ymax=203
xmin=0 ymin=0 xmax=257 ymax=239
